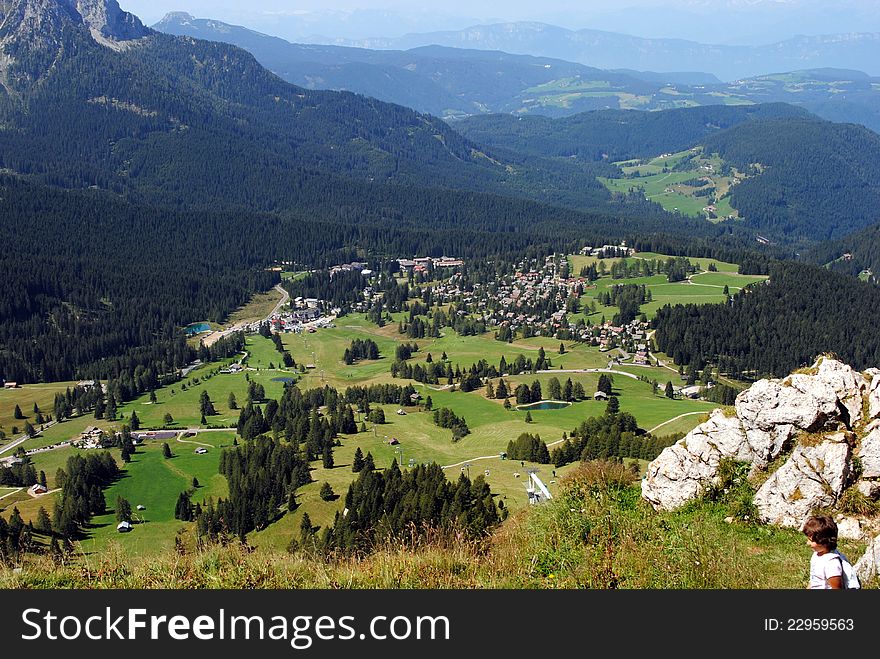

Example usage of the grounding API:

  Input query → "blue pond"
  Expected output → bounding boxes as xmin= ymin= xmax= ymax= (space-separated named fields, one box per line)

xmin=184 ymin=322 xmax=211 ymax=336
xmin=272 ymin=377 xmax=296 ymax=384
xmin=516 ymin=401 xmax=572 ymax=411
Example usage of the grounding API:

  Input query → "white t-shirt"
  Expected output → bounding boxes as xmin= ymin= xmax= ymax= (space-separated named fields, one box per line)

xmin=809 ymin=550 xmax=843 ymax=589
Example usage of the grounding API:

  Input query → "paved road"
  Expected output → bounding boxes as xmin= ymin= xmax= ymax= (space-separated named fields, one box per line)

xmin=0 ymin=420 xmax=58 ymax=456
xmin=269 ymin=283 xmax=290 ymax=318
xmin=202 ymin=284 xmax=289 ymax=347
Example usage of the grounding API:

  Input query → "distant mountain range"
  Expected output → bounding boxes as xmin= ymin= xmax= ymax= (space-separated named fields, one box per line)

xmin=153 ymin=13 xmax=880 ymax=134
xmin=322 ymin=21 xmax=880 ymax=82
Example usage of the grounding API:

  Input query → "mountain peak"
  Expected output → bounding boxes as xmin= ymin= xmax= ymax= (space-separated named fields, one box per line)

xmin=0 ymin=0 xmax=149 ymax=49
xmin=155 ymin=11 xmax=194 ymax=27
xmin=69 ymin=0 xmax=149 ymax=42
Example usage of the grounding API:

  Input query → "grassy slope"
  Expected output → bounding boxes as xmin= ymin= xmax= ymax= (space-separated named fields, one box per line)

xmin=3 ymin=465 xmax=873 ymax=589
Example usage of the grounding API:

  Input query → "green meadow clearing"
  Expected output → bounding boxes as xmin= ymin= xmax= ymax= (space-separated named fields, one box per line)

xmin=567 ymin=251 xmax=767 ymax=321
xmin=600 ymin=149 xmax=744 ymax=220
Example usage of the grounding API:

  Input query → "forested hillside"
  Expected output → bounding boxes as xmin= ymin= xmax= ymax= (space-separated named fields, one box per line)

xmin=703 ymin=119 xmax=880 ymax=241
xmin=653 ymin=261 xmax=880 ymax=377
xmin=0 ymin=5 xmax=654 ymax=218
xmin=454 ymin=104 xmax=809 ymax=161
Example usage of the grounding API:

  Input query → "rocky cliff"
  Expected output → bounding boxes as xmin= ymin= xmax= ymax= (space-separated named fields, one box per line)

xmin=642 ymin=355 xmax=880 ymax=582
xmin=0 ymin=0 xmax=149 ymax=80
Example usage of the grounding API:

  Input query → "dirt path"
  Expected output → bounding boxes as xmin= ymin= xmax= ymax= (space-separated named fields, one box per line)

xmin=441 ymin=438 xmax=569 ymax=471
xmin=0 ymin=487 xmax=23 ymax=501
xmin=647 ymin=411 xmax=709 ymax=435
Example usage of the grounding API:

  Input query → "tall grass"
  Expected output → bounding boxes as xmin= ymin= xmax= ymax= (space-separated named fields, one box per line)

xmin=1 ymin=462 xmax=872 ymax=589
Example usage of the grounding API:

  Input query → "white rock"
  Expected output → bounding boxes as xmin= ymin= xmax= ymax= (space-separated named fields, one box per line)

xmin=813 ymin=358 xmax=868 ymax=426
xmin=854 ymin=534 xmax=880 ymax=584
xmin=837 ymin=517 xmax=863 ymax=540
xmin=856 ymin=480 xmax=880 ymax=500
xmin=735 ymin=377 xmax=839 ymax=434
xmin=753 ymin=435 xmax=851 ymax=528
xmin=642 ymin=410 xmax=745 ymax=510
xmin=868 ymin=373 xmax=880 ymax=421
xmin=857 ymin=427 xmax=880 ymax=479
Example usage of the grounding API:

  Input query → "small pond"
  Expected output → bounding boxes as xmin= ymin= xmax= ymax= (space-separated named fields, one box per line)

xmin=184 ymin=322 xmax=211 ymax=336
xmin=515 ymin=400 xmax=572 ymax=411
xmin=272 ymin=377 xmax=296 ymax=384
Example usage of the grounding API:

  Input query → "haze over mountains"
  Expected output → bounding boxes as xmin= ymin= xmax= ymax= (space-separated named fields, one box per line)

xmin=153 ymin=13 xmax=880 ymax=134
xmin=321 ymin=22 xmax=880 ymax=82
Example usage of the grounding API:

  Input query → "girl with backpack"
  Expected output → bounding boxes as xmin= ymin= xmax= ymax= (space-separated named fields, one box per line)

xmin=803 ymin=515 xmax=861 ymax=589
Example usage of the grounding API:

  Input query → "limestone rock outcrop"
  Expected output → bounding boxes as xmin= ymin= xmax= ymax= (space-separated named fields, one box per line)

xmin=643 ymin=357 xmax=865 ymax=513
xmin=858 ymin=426 xmax=880 ymax=479
xmin=854 ymin=534 xmax=880 ymax=584
xmin=752 ymin=434 xmax=851 ymax=528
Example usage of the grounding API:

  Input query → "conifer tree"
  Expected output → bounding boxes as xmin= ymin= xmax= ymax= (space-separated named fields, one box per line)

xmin=320 ymin=482 xmax=334 ymax=501
xmin=525 ymin=411 xmax=533 ymax=423
xmin=130 ymin=410 xmax=140 ymax=431
xmin=322 ymin=444 xmax=334 ymax=469
xmin=162 ymin=443 xmax=173 ymax=459
xmin=13 ymin=404 xmax=24 ymax=420
xmin=364 ymin=452 xmax=375 ymax=471
xmin=352 ymin=447 xmax=365 ymax=473
xmin=116 ymin=496 xmax=133 ymax=523
xmin=606 ymin=396 xmax=620 ymax=415
xmin=36 ymin=507 xmax=52 ymax=534
xmin=300 ymin=513 xmax=316 ymax=547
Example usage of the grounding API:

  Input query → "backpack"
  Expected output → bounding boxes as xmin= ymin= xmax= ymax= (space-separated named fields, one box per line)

xmin=835 ymin=551 xmax=861 ymax=589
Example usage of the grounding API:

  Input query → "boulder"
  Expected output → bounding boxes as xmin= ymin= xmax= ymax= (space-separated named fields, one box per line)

xmin=811 ymin=358 xmax=868 ymax=426
xmin=643 ymin=358 xmax=870 ymax=519
xmin=857 ymin=426 xmax=880 ymax=479
xmin=854 ymin=534 xmax=880 ymax=584
xmin=867 ymin=371 xmax=880 ymax=421
xmin=836 ymin=517 xmax=863 ymax=540
xmin=856 ymin=480 xmax=880 ymax=500
xmin=642 ymin=410 xmax=745 ymax=510
xmin=735 ymin=376 xmax=840 ymax=435
xmin=753 ymin=434 xmax=851 ymax=528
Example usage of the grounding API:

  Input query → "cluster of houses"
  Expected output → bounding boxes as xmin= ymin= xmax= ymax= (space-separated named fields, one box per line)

xmin=329 ymin=261 xmax=373 ymax=278
xmin=578 ymin=244 xmax=636 ymax=259
xmin=397 ymin=256 xmax=464 ymax=277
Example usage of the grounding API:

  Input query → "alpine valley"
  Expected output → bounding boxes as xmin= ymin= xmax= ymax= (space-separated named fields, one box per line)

xmin=1 ymin=0 xmax=880 ymax=591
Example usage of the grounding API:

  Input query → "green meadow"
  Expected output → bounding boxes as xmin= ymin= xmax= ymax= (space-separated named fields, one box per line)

xmin=1 ymin=250 xmax=764 ymax=556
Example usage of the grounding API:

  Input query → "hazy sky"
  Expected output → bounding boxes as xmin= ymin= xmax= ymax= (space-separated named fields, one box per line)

xmin=119 ymin=0 xmax=880 ymax=44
